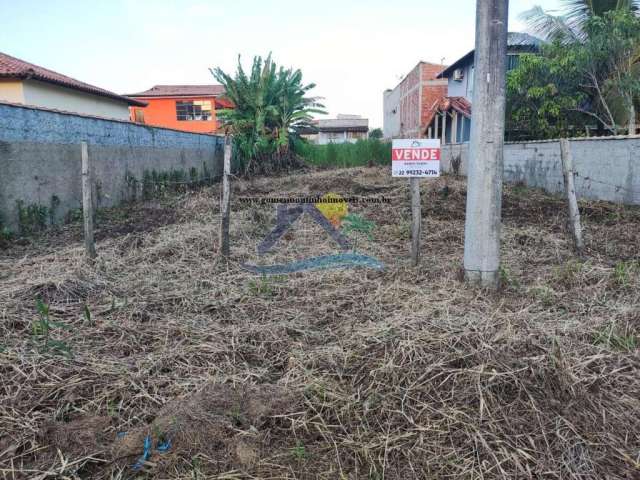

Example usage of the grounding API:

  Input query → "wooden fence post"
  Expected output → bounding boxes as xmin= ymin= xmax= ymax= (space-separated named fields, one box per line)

xmin=81 ymin=141 xmax=96 ymax=259
xmin=219 ymin=136 xmax=232 ymax=256
xmin=559 ymin=138 xmax=584 ymax=254
xmin=410 ymin=177 xmax=421 ymax=266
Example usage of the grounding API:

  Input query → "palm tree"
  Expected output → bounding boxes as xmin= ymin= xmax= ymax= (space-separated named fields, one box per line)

xmin=521 ymin=0 xmax=640 ymax=43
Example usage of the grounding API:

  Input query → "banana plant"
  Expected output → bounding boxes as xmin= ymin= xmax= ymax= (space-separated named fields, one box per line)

xmin=212 ymin=55 xmax=325 ymax=175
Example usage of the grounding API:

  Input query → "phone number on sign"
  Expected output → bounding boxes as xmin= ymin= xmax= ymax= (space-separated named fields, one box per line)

xmin=396 ymin=169 xmax=438 ymax=176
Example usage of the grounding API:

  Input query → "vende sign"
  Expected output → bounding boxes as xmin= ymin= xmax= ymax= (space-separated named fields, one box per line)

xmin=392 ymin=139 xmax=441 ymax=178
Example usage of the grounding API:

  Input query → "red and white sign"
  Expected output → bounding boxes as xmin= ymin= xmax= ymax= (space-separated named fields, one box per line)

xmin=392 ymin=139 xmax=441 ymax=177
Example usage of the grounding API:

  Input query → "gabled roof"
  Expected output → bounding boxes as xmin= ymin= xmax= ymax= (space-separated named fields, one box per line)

xmin=508 ymin=32 xmax=544 ymax=48
xmin=439 ymin=96 xmax=472 ymax=117
xmin=422 ymin=96 xmax=471 ymax=131
xmin=437 ymin=32 xmax=543 ymax=79
xmin=127 ymin=85 xmax=225 ymax=98
xmin=437 ymin=51 xmax=475 ymax=80
xmin=0 ymin=51 xmax=146 ymax=107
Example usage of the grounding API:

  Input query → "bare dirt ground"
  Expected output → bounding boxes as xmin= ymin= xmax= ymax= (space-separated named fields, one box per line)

xmin=1 ymin=166 xmax=639 ymax=479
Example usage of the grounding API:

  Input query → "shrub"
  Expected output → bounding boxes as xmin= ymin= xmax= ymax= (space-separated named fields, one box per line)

xmin=0 ymin=213 xmax=14 ymax=245
xmin=294 ymin=138 xmax=391 ymax=168
xmin=16 ymin=200 xmax=48 ymax=234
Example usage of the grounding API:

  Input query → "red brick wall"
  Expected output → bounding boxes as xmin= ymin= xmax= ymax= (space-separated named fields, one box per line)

xmin=421 ymin=82 xmax=448 ymax=128
xmin=421 ymin=63 xmax=445 ymax=81
xmin=396 ymin=62 xmax=447 ymax=138
xmin=399 ymin=64 xmax=421 ymax=136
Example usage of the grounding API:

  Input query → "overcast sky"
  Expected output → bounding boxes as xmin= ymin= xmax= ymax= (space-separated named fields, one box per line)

xmin=1 ymin=0 xmax=561 ymax=128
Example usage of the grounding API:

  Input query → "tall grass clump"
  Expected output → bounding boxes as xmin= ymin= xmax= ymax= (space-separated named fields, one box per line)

xmin=295 ymin=138 xmax=391 ymax=169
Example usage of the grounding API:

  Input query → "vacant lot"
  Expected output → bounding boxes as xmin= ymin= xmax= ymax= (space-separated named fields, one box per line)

xmin=1 ymin=166 xmax=639 ymax=479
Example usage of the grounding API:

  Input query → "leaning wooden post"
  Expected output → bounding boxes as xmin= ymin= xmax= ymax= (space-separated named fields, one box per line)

xmin=410 ymin=177 xmax=421 ymax=266
xmin=559 ymin=138 xmax=584 ymax=253
xmin=81 ymin=141 xmax=96 ymax=259
xmin=219 ymin=135 xmax=232 ymax=256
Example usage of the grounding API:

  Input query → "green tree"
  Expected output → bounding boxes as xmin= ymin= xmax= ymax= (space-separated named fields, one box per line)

xmin=574 ymin=10 xmax=640 ymax=134
xmin=368 ymin=128 xmax=383 ymax=139
xmin=212 ymin=55 xmax=325 ymax=176
xmin=510 ymin=8 xmax=640 ymax=137
xmin=506 ymin=44 xmax=588 ymax=140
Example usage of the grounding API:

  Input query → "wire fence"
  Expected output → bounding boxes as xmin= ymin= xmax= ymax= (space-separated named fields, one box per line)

xmin=125 ymin=175 xmax=221 ymax=186
xmin=125 ymin=168 xmax=640 ymax=199
xmin=120 ymin=173 xmax=224 ymax=204
xmin=118 ymin=136 xmax=640 ymax=202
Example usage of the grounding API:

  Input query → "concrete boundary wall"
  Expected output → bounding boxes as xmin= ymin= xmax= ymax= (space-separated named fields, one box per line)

xmin=0 ymin=102 xmax=225 ymax=231
xmin=441 ymin=136 xmax=640 ymax=206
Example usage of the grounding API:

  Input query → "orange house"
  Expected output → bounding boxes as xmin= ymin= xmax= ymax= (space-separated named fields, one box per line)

xmin=126 ymin=85 xmax=232 ymax=134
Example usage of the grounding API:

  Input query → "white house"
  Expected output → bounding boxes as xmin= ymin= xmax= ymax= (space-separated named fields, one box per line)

xmin=302 ymin=114 xmax=369 ymax=145
xmin=0 ymin=51 xmax=145 ymax=120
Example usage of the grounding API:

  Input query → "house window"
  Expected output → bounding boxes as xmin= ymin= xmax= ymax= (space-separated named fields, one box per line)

xmin=176 ymin=100 xmax=212 ymax=121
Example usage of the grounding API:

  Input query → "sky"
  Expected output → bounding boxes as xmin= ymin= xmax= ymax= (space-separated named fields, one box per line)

xmin=1 ymin=0 xmax=561 ymax=128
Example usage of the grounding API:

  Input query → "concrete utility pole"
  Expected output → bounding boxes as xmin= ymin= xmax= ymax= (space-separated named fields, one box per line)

xmin=463 ymin=0 xmax=509 ymax=289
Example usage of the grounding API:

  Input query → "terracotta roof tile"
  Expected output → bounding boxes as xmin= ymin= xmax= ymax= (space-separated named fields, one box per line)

xmin=439 ymin=96 xmax=472 ymax=117
xmin=421 ymin=83 xmax=448 ymax=130
xmin=127 ymin=85 xmax=225 ymax=97
xmin=0 ymin=51 xmax=146 ymax=107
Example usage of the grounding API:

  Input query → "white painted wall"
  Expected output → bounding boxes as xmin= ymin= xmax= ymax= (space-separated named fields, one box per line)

xmin=21 ymin=79 xmax=131 ymax=120
xmin=441 ymin=137 xmax=640 ymax=205
xmin=383 ymin=86 xmax=401 ymax=139
xmin=317 ymin=131 xmax=366 ymax=145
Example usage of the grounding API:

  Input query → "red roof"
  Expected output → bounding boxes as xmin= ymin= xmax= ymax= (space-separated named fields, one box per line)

xmin=439 ymin=96 xmax=472 ymax=117
xmin=0 ymin=51 xmax=146 ymax=107
xmin=127 ymin=85 xmax=225 ymax=98
xmin=421 ymin=82 xmax=448 ymax=131
xmin=421 ymin=96 xmax=472 ymax=135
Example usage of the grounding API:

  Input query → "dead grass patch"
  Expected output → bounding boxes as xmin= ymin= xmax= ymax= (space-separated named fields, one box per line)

xmin=0 ymin=167 xmax=639 ymax=479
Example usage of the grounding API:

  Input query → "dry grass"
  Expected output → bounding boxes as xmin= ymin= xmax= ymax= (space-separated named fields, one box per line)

xmin=0 ymin=166 xmax=639 ymax=479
